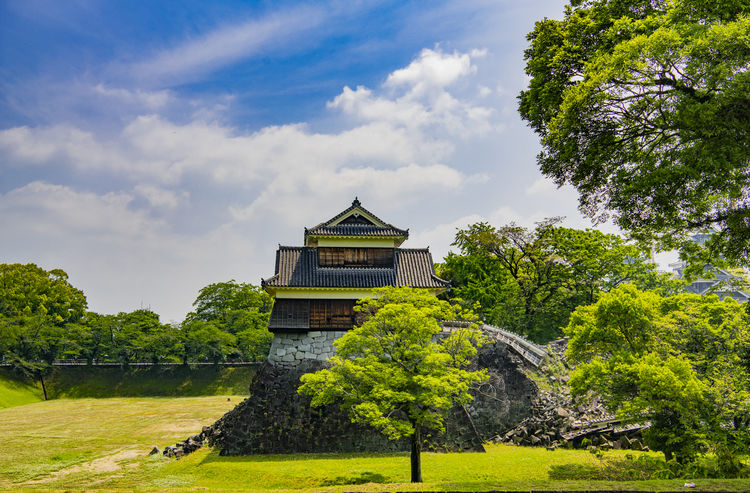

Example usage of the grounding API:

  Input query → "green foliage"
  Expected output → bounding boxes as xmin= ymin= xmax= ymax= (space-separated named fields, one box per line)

xmin=0 ymin=263 xmax=87 ymax=324
xmin=520 ymin=0 xmax=750 ymax=267
xmin=0 ymin=271 xmax=273 ymax=366
xmin=176 ymin=320 xmax=237 ymax=365
xmin=440 ymin=220 xmax=680 ymax=342
xmin=299 ymin=287 xmax=487 ymax=483
xmin=566 ymin=285 xmax=750 ymax=470
xmin=185 ymin=280 xmax=273 ymax=361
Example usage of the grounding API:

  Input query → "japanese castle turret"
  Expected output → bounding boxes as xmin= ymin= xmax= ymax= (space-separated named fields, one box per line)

xmin=261 ymin=198 xmax=450 ymax=366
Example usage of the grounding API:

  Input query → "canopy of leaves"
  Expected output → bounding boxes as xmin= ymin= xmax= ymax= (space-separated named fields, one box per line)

xmin=0 ymin=270 xmax=271 ymax=366
xmin=566 ymin=284 xmax=750 ymax=469
xmin=0 ymin=264 xmax=88 ymax=369
xmin=439 ymin=220 xmax=680 ymax=342
xmin=520 ymin=0 xmax=750 ymax=267
xmin=298 ymin=287 xmax=487 ymax=482
xmin=0 ymin=263 xmax=86 ymax=325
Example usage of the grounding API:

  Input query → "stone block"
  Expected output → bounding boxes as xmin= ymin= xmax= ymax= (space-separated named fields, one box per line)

xmin=282 ymin=353 xmax=295 ymax=362
xmin=308 ymin=331 xmax=322 ymax=337
xmin=276 ymin=348 xmax=286 ymax=357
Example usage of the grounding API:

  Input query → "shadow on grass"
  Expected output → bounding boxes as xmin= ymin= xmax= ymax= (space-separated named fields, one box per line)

xmin=321 ymin=471 xmax=389 ymax=486
xmin=199 ymin=448 xmax=408 ymax=464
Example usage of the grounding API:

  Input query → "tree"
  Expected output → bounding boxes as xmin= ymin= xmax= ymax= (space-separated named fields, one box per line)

xmin=109 ymin=309 xmax=169 ymax=367
xmin=442 ymin=220 xmax=679 ymax=342
xmin=566 ymin=284 xmax=750 ymax=470
xmin=176 ymin=320 xmax=237 ymax=365
xmin=186 ymin=280 xmax=273 ymax=361
xmin=298 ymin=287 xmax=487 ymax=483
xmin=0 ymin=264 xmax=87 ymax=397
xmin=519 ymin=0 xmax=750 ymax=267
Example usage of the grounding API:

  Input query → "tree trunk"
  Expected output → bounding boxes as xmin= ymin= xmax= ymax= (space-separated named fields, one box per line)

xmin=410 ymin=425 xmax=422 ymax=483
xmin=39 ymin=374 xmax=48 ymax=401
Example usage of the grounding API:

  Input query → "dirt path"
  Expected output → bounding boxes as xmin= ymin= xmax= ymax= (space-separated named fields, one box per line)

xmin=25 ymin=447 xmax=143 ymax=484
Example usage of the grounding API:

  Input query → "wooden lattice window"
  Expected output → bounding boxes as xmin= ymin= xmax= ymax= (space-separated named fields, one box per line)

xmin=318 ymin=247 xmax=394 ymax=267
xmin=268 ymin=299 xmax=310 ymax=329
xmin=309 ymin=300 xmax=356 ymax=329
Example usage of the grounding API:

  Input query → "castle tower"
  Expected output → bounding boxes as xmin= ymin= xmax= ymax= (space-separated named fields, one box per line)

xmin=261 ymin=198 xmax=450 ymax=365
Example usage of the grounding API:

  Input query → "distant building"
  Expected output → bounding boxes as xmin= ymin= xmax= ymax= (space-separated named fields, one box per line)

xmin=261 ymin=198 xmax=450 ymax=365
xmin=670 ymin=234 xmax=750 ymax=303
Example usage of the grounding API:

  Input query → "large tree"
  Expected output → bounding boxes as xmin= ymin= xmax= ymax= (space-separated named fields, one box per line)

xmin=298 ymin=287 xmax=487 ymax=483
xmin=0 ymin=264 xmax=87 ymax=397
xmin=440 ymin=220 xmax=679 ymax=342
xmin=566 ymin=285 xmax=750 ymax=471
xmin=186 ymin=280 xmax=272 ymax=361
xmin=520 ymin=0 xmax=750 ymax=267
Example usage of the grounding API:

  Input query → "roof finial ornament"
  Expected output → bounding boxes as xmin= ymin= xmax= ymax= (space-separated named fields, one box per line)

xmin=352 ymin=197 xmax=361 ymax=207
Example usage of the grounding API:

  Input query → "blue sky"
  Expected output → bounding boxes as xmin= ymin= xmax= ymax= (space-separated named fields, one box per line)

xmin=0 ymin=0 xmax=616 ymax=322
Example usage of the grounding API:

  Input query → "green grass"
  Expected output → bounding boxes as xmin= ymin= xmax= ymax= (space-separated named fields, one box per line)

xmin=2 ymin=396 xmax=749 ymax=491
xmin=0 ymin=369 xmax=43 ymax=409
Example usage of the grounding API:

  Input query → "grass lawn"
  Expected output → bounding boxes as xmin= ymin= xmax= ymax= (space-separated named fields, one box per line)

xmin=1 ymin=397 xmax=749 ymax=492
xmin=0 ymin=370 xmax=43 ymax=409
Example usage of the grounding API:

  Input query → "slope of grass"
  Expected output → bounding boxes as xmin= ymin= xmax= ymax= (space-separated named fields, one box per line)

xmin=46 ymin=364 xmax=255 ymax=398
xmin=0 ymin=369 xmax=43 ymax=409
xmin=2 ymin=396 xmax=749 ymax=491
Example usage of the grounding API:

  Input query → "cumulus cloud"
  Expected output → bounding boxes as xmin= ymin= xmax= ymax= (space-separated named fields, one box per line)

xmin=0 ymin=46 xmax=503 ymax=318
xmin=0 ymin=182 xmax=261 ymax=322
xmin=329 ymin=47 xmax=496 ymax=137
xmin=231 ymin=163 xmax=485 ymax=225
xmin=134 ymin=184 xmax=187 ymax=209
xmin=0 ymin=47 xmax=494 ymax=215
xmin=385 ymin=48 xmax=477 ymax=91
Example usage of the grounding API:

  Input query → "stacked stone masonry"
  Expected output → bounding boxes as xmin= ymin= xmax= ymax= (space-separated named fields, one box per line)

xmin=268 ymin=331 xmax=346 ymax=366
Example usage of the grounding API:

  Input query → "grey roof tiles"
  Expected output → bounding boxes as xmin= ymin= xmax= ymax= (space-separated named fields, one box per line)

xmin=262 ymin=246 xmax=450 ymax=289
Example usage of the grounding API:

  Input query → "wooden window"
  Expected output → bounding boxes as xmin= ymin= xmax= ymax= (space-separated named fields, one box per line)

xmin=310 ymin=300 xmax=355 ymax=329
xmin=318 ymin=247 xmax=394 ymax=267
xmin=268 ymin=299 xmax=310 ymax=329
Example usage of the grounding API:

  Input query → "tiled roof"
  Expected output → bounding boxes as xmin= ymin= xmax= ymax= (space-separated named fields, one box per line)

xmin=262 ymin=247 xmax=450 ymax=289
xmin=305 ymin=224 xmax=408 ymax=238
xmin=304 ymin=198 xmax=408 ymax=241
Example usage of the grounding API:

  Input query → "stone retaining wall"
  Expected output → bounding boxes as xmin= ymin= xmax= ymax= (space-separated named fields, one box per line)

xmin=208 ymin=341 xmax=537 ymax=455
xmin=268 ymin=331 xmax=346 ymax=366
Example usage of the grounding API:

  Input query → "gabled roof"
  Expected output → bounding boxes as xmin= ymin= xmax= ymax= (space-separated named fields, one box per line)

xmin=304 ymin=198 xmax=409 ymax=246
xmin=261 ymin=246 xmax=450 ymax=290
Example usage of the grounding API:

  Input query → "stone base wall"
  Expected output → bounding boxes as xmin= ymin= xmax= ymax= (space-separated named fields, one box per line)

xmin=208 ymin=341 xmax=538 ymax=455
xmin=268 ymin=331 xmax=346 ymax=366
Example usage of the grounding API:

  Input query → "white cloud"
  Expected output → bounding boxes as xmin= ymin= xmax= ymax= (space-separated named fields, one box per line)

xmin=0 ymin=182 xmax=260 ymax=322
xmin=93 ymin=84 xmax=171 ymax=109
xmin=385 ymin=48 xmax=477 ymax=93
xmin=329 ymin=47 xmax=496 ymax=137
xmin=525 ymin=176 xmax=558 ymax=196
xmin=230 ymin=163 xmax=484 ymax=225
xmin=1 ymin=47 xmax=496 ymax=196
xmin=127 ymin=6 xmax=326 ymax=84
xmin=0 ymin=46 xmax=504 ymax=319
xmin=134 ymin=184 xmax=187 ymax=209
xmin=0 ymin=182 xmax=152 ymax=237
xmin=410 ymin=214 xmax=484 ymax=261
